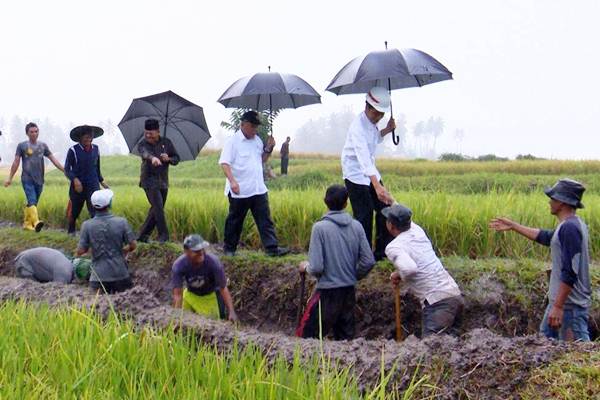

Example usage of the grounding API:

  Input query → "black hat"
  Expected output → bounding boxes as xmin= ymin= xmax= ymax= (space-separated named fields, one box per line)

xmin=70 ymin=125 xmax=104 ymax=142
xmin=544 ymin=179 xmax=585 ymax=209
xmin=241 ymin=110 xmax=262 ymax=125
xmin=145 ymin=119 xmax=160 ymax=131
xmin=382 ymin=203 xmax=413 ymax=229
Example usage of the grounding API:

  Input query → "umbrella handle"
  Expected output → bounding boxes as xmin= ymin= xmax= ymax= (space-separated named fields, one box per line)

xmin=387 ymin=77 xmax=400 ymax=146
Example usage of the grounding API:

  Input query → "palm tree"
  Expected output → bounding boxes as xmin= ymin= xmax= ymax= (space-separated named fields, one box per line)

xmin=220 ymin=109 xmax=279 ymax=143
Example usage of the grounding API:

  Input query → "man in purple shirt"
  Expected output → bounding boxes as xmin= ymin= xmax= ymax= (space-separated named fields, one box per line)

xmin=171 ymin=234 xmax=238 ymax=321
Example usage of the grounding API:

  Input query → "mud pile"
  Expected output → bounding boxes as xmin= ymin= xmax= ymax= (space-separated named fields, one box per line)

xmin=1 ymin=275 xmax=596 ymax=398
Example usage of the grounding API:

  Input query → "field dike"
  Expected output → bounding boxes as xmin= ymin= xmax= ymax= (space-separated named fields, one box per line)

xmin=0 ymin=228 xmax=599 ymax=397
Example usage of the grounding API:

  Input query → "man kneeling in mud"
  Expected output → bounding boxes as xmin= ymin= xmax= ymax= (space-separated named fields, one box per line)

xmin=15 ymin=247 xmax=91 ymax=283
xmin=296 ymin=185 xmax=376 ymax=340
xmin=384 ymin=203 xmax=464 ymax=337
xmin=171 ymin=234 xmax=238 ymax=322
xmin=76 ymin=189 xmax=137 ymax=294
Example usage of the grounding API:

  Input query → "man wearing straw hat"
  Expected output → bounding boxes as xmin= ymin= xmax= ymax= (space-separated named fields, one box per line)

xmin=490 ymin=178 xmax=592 ymax=341
xmin=64 ymin=125 xmax=108 ymax=235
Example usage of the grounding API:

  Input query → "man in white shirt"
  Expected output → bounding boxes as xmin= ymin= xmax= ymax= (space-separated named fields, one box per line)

xmin=219 ymin=111 xmax=289 ymax=257
xmin=342 ymin=87 xmax=396 ymax=260
xmin=383 ymin=203 xmax=464 ymax=337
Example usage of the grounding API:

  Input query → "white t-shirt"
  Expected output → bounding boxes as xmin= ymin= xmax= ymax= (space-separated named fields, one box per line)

xmin=218 ymin=130 xmax=268 ymax=199
xmin=341 ymin=112 xmax=383 ymax=186
xmin=385 ymin=222 xmax=461 ymax=307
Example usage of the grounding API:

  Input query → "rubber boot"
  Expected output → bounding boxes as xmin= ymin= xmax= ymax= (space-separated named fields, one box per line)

xmin=29 ymin=205 xmax=44 ymax=232
xmin=23 ymin=207 xmax=35 ymax=231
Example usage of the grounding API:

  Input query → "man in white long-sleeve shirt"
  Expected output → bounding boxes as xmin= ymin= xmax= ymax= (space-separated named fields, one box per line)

xmin=383 ymin=203 xmax=464 ymax=337
xmin=341 ymin=87 xmax=396 ymax=260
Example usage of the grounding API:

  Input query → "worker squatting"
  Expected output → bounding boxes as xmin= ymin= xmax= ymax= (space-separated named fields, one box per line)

xmin=6 ymin=88 xmax=593 ymax=342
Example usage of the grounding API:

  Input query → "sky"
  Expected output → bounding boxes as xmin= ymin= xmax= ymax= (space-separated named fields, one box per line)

xmin=0 ymin=0 xmax=598 ymax=159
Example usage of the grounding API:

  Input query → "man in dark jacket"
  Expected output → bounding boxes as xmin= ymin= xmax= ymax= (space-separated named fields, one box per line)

xmin=280 ymin=136 xmax=290 ymax=175
xmin=64 ymin=125 xmax=108 ymax=234
xmin=137 ymin=119 xmax=180 ymax=243
xmin=296 ymin=184 xmax=376 ymax=340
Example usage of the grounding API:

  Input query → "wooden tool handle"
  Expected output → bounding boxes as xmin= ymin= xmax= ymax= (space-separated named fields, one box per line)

xmin=394 ymin=285 xmax=402 ymax=342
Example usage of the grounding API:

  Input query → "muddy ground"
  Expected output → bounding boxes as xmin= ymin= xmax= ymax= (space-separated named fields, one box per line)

xmin=1 ymin=276 xmax=597 ymax=399
xmin=0 ymin=241 xmax=599 ymax=398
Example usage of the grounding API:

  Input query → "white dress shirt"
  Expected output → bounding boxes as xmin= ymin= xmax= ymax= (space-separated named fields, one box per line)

xmin=218 ymin=130 xmax=268 ymax=199
xmin=341 ymin=112 xmax=383 ymax=186
xmin=385 ymin=222 xmax=461 ymax=307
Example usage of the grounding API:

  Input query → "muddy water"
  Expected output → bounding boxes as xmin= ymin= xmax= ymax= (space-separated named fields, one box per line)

xmin=2 ymin=275 xmax=595 ymax=398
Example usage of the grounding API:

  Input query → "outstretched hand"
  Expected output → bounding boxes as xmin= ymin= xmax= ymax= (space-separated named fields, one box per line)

xmin=489 ymin=217 xmax=515 ymax=232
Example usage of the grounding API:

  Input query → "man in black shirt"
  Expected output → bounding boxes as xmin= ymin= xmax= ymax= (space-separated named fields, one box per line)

xmin=137 ymin=119 xmax=180 ymax=243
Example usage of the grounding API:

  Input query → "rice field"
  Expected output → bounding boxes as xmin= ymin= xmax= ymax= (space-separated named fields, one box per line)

xmin=1 ymin=153 xmax=598 ymax=258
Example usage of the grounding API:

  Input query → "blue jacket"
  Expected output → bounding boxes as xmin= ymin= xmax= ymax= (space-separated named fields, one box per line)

xmin=64 ymin=144 xmax=104 ymax=187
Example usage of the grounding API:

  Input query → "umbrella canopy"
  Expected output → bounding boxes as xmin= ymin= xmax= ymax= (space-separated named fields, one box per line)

xmin=118 ymin=90 xmax=210 ymax=161
xmin=218 ymin=70 xmax=321 ymax=113
xmin=326 ymin=47 xmax=453 ymax=95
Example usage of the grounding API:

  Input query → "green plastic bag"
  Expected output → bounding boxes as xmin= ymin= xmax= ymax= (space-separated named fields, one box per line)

xmin=72 ymin=258 xmax=92 ymax=280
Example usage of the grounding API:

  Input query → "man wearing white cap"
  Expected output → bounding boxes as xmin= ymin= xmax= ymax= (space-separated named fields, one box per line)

xmin=76 ymin=189 xmax=137 ymax=294
xmin=341 ymin=86 xmax=396 ymax=260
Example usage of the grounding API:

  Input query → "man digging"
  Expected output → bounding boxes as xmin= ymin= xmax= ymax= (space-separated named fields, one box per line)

xmin=296 ymin=184 xmax=376 ymax=340
xmin=384 ymin=203 xmax=464 ymax=337
xmin=171 ymin=234 xmax=238 ymax=321
xmin=490 ymin=178 xmax=591 ymax=341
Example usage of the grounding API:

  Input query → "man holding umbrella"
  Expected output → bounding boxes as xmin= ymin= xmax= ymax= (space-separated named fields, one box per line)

xmin=137 ymin=118 xmax=180 ymax=243
xmin=218 ymin=111 xmax=288 ymax=257
xmin=342 ymin=87 xmax=396 ymax=260
xmin=64 ymin=125 xmax=108 ymax=235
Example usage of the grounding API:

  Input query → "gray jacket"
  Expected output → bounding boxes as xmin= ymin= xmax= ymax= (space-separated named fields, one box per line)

xmin=307 ymin=211 xmax=376 ymax=289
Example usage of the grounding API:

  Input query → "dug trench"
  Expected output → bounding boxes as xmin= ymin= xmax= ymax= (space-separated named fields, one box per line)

xmin=0 ymin=229 xmax=599 ymax=398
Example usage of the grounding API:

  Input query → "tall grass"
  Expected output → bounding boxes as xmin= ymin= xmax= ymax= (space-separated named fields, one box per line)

xmin=0 ymin=302 xmax=364 ymax=399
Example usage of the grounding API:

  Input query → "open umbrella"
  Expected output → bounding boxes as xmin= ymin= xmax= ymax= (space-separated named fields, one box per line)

xmin=326 ymin=42 xmax=453 ymax=144
xmin=218 ymin=67 xmax=321 ymax=135
xmin=118 ymin=90 xmax=211 ymax=161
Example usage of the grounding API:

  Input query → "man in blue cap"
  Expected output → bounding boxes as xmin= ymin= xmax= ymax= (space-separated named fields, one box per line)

xmin=490 ymin=178 xmax=591 ymax=341
xmin=384 ymin=203 xmax=463 ymax=337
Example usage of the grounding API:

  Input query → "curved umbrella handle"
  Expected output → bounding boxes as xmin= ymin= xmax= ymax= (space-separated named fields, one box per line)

xmin=387 ymin=76 xmax=400 ymax=146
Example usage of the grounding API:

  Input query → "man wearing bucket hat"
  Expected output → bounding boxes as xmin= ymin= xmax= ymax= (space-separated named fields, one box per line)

xmin=171 ymin=234 xmax=238 ymax=321
xmin=14 ymin=247 xmax=92 ymax=283
xmin=490 ymin=179 xmax=592 ymax=341
xmin=76 ymin=189 xmax=138 ymax=294
xmin=64 ymin=125 xmax=109 ymax=235
xmin=4 ymin=122 xmax=65 ymax=232
xmin=384 ymin=203 xmax=464 ymax=337
xmin=341 ymin=87 xmax=396 ymax=261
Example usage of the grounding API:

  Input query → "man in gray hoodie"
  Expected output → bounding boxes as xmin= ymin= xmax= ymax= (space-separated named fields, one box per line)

xmin=296 ymin=184 xmax=376 ymax=340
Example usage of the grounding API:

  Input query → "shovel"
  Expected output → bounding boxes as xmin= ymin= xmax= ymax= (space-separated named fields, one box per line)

xmin=296 ymin=271 xmax=307 ymax=327
xmin=394 ymin=284 xmax=403 ymax=341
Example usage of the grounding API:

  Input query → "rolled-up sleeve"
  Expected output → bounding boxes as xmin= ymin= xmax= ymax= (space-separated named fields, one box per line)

xmin=386 ymin=244 xmax=418 ymax=280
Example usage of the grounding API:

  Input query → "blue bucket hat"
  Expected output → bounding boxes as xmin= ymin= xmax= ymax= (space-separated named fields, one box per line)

xmin=544 ymin=178 xmax=585 ymax=209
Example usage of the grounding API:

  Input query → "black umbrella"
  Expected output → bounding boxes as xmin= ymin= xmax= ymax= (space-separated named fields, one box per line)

xmin=118 ymin=90 xmax=211 ymax=161
xmin=218 ymin=67 xmax=321 ymax=135
xmin=326 ymin=42 xmax=453 ymax=144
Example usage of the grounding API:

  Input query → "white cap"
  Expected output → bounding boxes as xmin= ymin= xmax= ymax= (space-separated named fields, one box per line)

xmin=91 ymin=189 xmax=114 ymax=209
xmin=365 ymin=86 xmax=391 ymax=113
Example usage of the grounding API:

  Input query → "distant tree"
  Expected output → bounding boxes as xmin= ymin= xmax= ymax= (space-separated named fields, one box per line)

xmin=293 ymin=107 xmax=355 ymax=155
xmin=439 ymin=152 xmax=468 ymax=162
xmin=426 ymin=116 xmax=444 ymax=156
xmin=220 ymin=108 xmax=279 ymax=143
xmin=382 ymin=113 xmax=408 ymax=157
xmin=453 ymin=128 xmax=465 ymax=153
xmin=476 ymin=154 xmax=509 ymax=162
xmin=412 ymin=120 xmax=426 ymax=156
xmin=516 ymin=153 xmax=544 ymax=161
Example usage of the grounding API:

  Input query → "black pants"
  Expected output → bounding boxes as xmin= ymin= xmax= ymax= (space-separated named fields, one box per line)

xmin=223 ymin=193 xmax=278 ymax=253
xmin=67 ymin=184 xmax=98 ymax=234
xmin=296 ymin=286 xmax=356 ymax=340
xmin=89 ymin=277 xmax=133 ymax=294
xmin=138 ymin=188 xmax=169 ymax=241
xmin=344 ymin=179 xmax=393 ymax=260
xmin=422 ymin=295 xmax=464 ymax=337
xmin=281 ymin=157 xmax=289 ymax=175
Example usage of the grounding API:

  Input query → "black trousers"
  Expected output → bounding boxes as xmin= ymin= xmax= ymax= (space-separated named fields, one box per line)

xmin=296 ymin=286 xmax=356 ymax=341
xmin=281 ymin=157 xmax=289 ymax=175
xmin=223 ymin=193 xmax=278 ymax=253
xmin=138 ymin=188 xmax=169 ymax=241
xmin=344 ymin=179 xmax=393 ymax=260
xmin=67 ymin=184 xmax=98 ymax=234
xmin=89 ymin=277 xmax=133 ymax=294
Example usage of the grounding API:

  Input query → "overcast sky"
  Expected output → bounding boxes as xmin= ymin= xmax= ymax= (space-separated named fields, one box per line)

xmin=1 ymin=0 xmax=598 ymax=159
